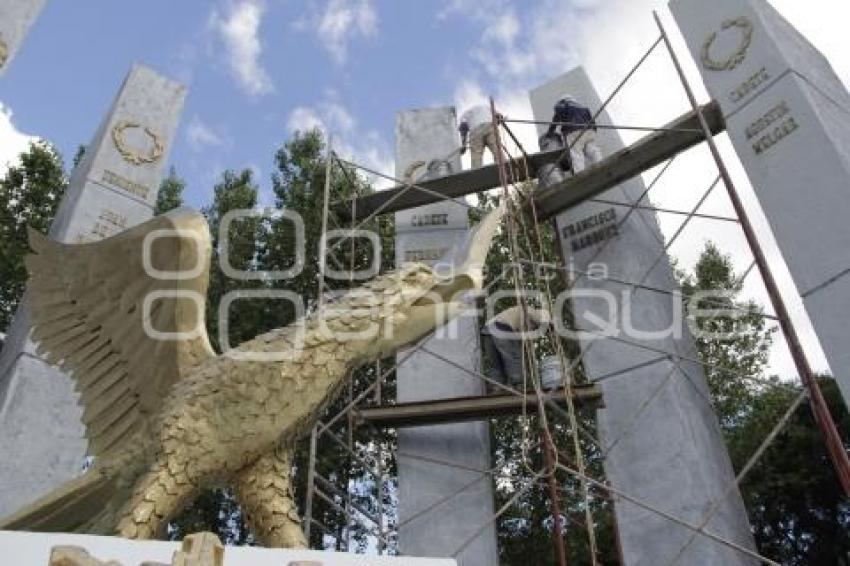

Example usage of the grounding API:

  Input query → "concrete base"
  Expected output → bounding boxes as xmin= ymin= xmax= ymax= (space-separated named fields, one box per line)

xmin=0 ymin=353 xmax=86 ymax=517
xmin=0 ymin=530 xmax=457 ymax=566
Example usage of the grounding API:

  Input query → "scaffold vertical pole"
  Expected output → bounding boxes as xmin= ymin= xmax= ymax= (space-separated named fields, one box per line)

xmin=344 ymin=374 xmax=354 ymax=551
xmin=543 ymin=432 xmax=569 ymax=566
xmin=375 ymin=358 xmax=386 ymax=554
xmin=306 ymin=134 xmax=335 ymax=545
xmin=317 ymin=135 xmax=334 ymax=310
xmin=654 ymin=10 xmax=850 ymax=495
xmin=304 ymin=424 xmax=319 ymax=543
xmin=343 ymin=188 xmax=357 ymax=552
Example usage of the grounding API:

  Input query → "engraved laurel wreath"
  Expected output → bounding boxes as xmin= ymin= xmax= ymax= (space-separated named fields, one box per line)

xmin=701 ymin=16 xmax=754 ymax=72
xmin=111 ymin=120 xmax=165 ymax=166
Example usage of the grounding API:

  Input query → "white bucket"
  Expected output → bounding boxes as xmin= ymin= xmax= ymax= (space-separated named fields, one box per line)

xmin=539 ymin=355 xmax=570 ymax=389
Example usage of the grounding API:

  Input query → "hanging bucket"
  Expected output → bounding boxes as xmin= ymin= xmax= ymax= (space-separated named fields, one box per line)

xmin=539 ymin=355 xmax=570 ymax=390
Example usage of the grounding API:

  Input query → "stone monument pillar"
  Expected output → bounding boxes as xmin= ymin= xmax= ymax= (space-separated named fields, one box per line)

xmin=529 ymin=68 xmax=756 ymax=564
xmin=670 ymin=0 xmax=850 ymax=410
xmin=394 ymin=107 xmax=498 ymax=566
xmin=0 ymin=64 xmax=186 ymax=518
xmin=0 ymin=0 xmax=48 ymax=75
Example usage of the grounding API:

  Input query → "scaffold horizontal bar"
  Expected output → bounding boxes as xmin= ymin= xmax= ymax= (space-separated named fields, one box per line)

xmin=354 ymin=386 xmax=603 ymax=429
xmin=333 ymin=147 xmax=557 ymax=221
xmin=333 ymin=101 xmax=724 ymax=222
xmin=532 ymin=100 xmax=724 ymax=220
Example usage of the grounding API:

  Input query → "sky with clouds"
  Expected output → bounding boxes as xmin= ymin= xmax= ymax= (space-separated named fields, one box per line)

xmin=1 ymin=0 xmax=848 ymax=377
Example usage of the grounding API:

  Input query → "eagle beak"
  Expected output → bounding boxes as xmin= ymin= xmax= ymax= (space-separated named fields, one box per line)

xmin=376 ymin=203 xmax=506 ymax=356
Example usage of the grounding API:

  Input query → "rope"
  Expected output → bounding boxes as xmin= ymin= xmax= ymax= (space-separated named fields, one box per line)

xmin=499 ymin=114 xmax=602 ymax=562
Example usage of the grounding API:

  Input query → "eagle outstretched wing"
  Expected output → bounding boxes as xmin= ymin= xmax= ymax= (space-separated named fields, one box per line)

xmin=25 ymin=208 xmax=216 ymax=458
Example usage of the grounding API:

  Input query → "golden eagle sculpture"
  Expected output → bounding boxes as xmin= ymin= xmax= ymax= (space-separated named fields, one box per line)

xmin=0 ymin=204 xmax=504 ymax=548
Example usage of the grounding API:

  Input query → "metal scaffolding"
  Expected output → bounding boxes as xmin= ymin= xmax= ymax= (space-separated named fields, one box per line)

xmin=296 ymin=12 xmax=850 ymax=564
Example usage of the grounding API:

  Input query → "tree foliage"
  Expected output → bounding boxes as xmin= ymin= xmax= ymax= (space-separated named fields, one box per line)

xmin=729 ymin=376 xmax=850 ymax=564
xmin=155 ymin=166 xmax=187 ymax=215
xmin=266 ymin=131 xmax=396 ymax=551
xmin=680 ymin=242 xmax=849 ymax=564
xmin=0 ymin=141 xmax=67 ymax=331
xmin=679 ymin=241 xmax=775 ymax=431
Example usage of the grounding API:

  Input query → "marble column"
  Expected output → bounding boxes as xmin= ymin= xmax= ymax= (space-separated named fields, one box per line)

xmin=671 ymin=0 xmax=850 ymax=411
xmin=394 ymin=107 xmax=498 ymax=566
xmin=0 ymin=64 xmax=186 ymax=518
xmin=0 ymin=0 xmax=48 ymax=75
xmin=529 ymin=67 xmax=755 ymax=565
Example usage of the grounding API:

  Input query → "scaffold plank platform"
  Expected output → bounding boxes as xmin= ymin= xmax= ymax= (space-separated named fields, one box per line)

xmin=333 ymin=101 xmax=723 ymax=222
xmin=531 ymin=100 xmax=724 ymax=220
xmin=354 ymin=385 xmax=603 ymax=429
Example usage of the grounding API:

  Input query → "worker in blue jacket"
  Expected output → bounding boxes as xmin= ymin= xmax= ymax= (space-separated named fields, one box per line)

xmin=546 ymin=94 xmax=603 ymax=173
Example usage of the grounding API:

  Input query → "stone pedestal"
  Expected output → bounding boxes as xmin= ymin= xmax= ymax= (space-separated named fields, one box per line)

xmin=0 ymin=0 xmax=48 ymax=75
xmin=671 ymin=0 xmax=850 ymax=411
xmin=529 ymin=68 xmax=756 ymax=565
xmin=0 ymin=530 xmax=457 ymax=566
xmin=394 ymin=108 xmax=498 ymax=566
xmin=0 ymin=64 xmax=186 ymax=518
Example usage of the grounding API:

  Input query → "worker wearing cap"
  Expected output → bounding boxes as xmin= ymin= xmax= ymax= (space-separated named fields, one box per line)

xmin=459 ymin=104 xmax=503 ymax=169
xmin=546 ymin=94 xmax=603 ymax=173
xmin=481 ymin=305 xmax=551 ymax=390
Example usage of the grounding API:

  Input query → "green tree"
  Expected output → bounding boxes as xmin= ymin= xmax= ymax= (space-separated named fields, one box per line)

xmin=679 ymin=242 xmax=775 ymax=431
xmin=204 ymin=168 xmax=267 ymax=350
xmin=155 ymin=166 xmax=187 ymax=215
xmin=0 ymin=141 xmax=67 ymax=331
xmin=728 ymin=376 xmax=850 ymax=565
xmin=679 ymin=241 xmax=849 ymax=564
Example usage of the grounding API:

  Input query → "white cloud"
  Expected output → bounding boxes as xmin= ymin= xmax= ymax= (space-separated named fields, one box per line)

xmin=286 ymin=97 xmax=393 ymax=189
xmin=186 ymin=116 xmax=227 ymax=152
xmin=287 ymin=100 xmax=356 ymax=135
xmin=0 ymin=103 xmax=38 ymax=174
xmin=441 ymin=0 xmax=578 ymax=86
xmin=308 ymin=0 xmax=378 ymax=64
xmin=210 ymin=0 xmax=274 ymax=96
xmin=476 ymin=11 xmax=536 ymax=78
xmin=287 ymin=106 xmax=325 ymax=133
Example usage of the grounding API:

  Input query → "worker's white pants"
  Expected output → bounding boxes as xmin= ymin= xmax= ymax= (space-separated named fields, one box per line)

xmin=565 ymin=130 xmax=603 ymax=173
xmin=469 ymin=122 xmax=501 ymax=169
